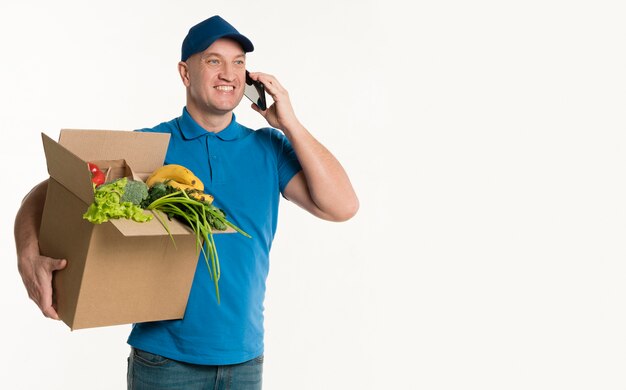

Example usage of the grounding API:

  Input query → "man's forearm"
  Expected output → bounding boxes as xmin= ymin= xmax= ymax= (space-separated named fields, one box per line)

xmin=283 ymin=122 xmax=359 ymax=221
xmin=15 ymin=180 xmax=48 ymax=261
xmin=15 ymin=179 xmax=67 ymax=320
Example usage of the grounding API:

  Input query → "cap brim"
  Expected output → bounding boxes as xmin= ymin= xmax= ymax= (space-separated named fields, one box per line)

xmin=220 ymin=33 xmax=254 ymax=53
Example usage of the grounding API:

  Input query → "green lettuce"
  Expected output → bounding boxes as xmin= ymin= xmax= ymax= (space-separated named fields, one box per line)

xmin=83 ymin=177 xmax=152 ymax=224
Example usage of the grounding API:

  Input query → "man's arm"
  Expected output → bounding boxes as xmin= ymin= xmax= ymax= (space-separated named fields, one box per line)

xmin=249 ymin=72 xmax=359 ymax=222
xmin=281 ymin=125 xmax=358 ymax=222
xmin=14 ymin=180 xmax=67 ymax=320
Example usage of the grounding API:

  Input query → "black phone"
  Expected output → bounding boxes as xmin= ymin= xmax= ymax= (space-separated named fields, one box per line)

xmin=244 ymin=70 xmax=267 ymax=111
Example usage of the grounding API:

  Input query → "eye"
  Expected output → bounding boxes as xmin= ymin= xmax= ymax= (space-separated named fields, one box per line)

xmin=206 ymin=58 xmax=220 ymax=65
xmin=234 ymin=60 xmax=245 ymax=66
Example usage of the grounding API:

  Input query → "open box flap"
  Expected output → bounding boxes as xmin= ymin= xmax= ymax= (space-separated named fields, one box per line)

xmin=42 ymin=133 xmax=94 ymax=204
xmin=58 ymin=129 xmax=170 ymax=175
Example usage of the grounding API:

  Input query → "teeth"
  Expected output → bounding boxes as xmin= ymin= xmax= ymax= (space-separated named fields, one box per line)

xmin=215 ymin=86 xmax=234 ymax=91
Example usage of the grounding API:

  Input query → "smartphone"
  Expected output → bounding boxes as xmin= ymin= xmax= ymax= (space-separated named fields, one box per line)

xmin=244 ymin=70 xmax=267 ymax=111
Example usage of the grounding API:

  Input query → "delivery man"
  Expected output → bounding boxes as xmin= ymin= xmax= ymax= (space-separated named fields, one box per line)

xmin=14 ymin=15 xmax=358 ymax=390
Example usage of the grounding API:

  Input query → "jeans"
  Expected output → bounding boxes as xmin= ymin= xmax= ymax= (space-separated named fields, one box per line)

xmin=127 ymin=348 xmax=263 ymax=390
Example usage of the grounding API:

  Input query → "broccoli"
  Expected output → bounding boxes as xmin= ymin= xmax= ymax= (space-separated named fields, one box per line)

xmin=119 ymin=179 xmax=149 ymax=206
xmin=141 ymin=181 xmax=176 ymax=209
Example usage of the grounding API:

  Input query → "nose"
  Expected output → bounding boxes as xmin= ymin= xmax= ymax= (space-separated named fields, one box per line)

xmin=218 ymin=63 xmax=235 ymax=82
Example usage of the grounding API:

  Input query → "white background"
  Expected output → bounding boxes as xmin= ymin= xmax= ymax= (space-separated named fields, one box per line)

xmin=1 ymin=0 xmax=625 ymax=389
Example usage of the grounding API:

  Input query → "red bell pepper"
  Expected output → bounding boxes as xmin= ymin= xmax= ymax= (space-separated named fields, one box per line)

xmin=88 ymin=162 xmax=106 ymax=186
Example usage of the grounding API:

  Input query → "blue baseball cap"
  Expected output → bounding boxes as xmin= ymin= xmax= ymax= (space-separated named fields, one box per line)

xmin=181 ymin=15 xmax=254 ymax=61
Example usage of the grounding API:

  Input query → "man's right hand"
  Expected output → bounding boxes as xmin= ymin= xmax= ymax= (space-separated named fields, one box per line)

xmin=17 ymin=252 xmax=67 ymax=320
xmin=14 ymin=180 xmax=67 ymax=320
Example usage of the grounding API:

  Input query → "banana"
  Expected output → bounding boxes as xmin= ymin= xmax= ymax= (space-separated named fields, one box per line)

xmin=146 ymin=164 xmax=204 ymax=191
xmin=167 ymin=180 xmax=214 ymax=204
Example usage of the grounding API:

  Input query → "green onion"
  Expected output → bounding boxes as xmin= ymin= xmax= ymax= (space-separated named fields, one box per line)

xmin=146 ymin=188 xmax=250 ymax=304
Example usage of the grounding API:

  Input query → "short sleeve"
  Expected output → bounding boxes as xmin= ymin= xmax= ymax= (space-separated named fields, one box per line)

xmin=263 ymin=128 xmax=302 ymax=193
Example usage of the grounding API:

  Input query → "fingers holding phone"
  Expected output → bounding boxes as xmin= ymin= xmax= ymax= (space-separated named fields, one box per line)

xmin=246 ymin=71 xmax=300 ymax=131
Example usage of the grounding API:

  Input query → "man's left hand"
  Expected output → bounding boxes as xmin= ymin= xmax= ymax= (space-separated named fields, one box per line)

xmin=248 ymin=72 xmax=300 ymax=132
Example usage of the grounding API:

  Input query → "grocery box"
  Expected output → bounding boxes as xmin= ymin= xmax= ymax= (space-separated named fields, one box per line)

xmin=39 ymin=129 xmax=204 ymax=330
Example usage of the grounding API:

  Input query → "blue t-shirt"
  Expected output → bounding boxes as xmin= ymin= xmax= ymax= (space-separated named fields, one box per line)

xmin=127 ymin=108 xmax=302 ymax=365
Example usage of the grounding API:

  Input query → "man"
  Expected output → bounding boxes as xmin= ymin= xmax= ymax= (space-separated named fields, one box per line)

xmin=14 ymin=15 xmax=358 ymax=389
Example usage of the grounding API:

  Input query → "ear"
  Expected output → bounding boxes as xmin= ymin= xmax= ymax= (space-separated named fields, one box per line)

xmin=178 ymin=61 xmax=190 ymax=87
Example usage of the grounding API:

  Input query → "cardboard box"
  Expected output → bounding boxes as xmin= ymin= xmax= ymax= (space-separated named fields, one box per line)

xmin=39 ymin=130 xmax=203 ymax=330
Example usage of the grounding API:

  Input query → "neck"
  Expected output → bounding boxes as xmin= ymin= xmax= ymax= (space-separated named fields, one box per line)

xmin=185 ymin=102 xmax=233 ymax=133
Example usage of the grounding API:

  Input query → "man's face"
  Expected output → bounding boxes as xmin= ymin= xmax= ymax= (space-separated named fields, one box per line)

xmin=180 ymin=38 xmax=247 ymax=116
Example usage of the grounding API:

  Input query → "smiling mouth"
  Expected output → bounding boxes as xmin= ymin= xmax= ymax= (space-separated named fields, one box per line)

xmin=214 ymin=86 xmax=235 ymax=92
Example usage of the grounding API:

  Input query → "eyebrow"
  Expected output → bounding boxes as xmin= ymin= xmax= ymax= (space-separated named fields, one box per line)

xmin=202 ymin=52 xmax=246 ymax=59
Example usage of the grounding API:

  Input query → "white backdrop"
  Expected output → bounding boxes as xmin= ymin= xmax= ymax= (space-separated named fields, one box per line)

xmin=1 ymin=1 xmax=626 ymax=389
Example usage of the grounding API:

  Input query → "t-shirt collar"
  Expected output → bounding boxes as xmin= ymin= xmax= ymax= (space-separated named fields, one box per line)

xmin=179 ymin=107 xmax=243 ymax=141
